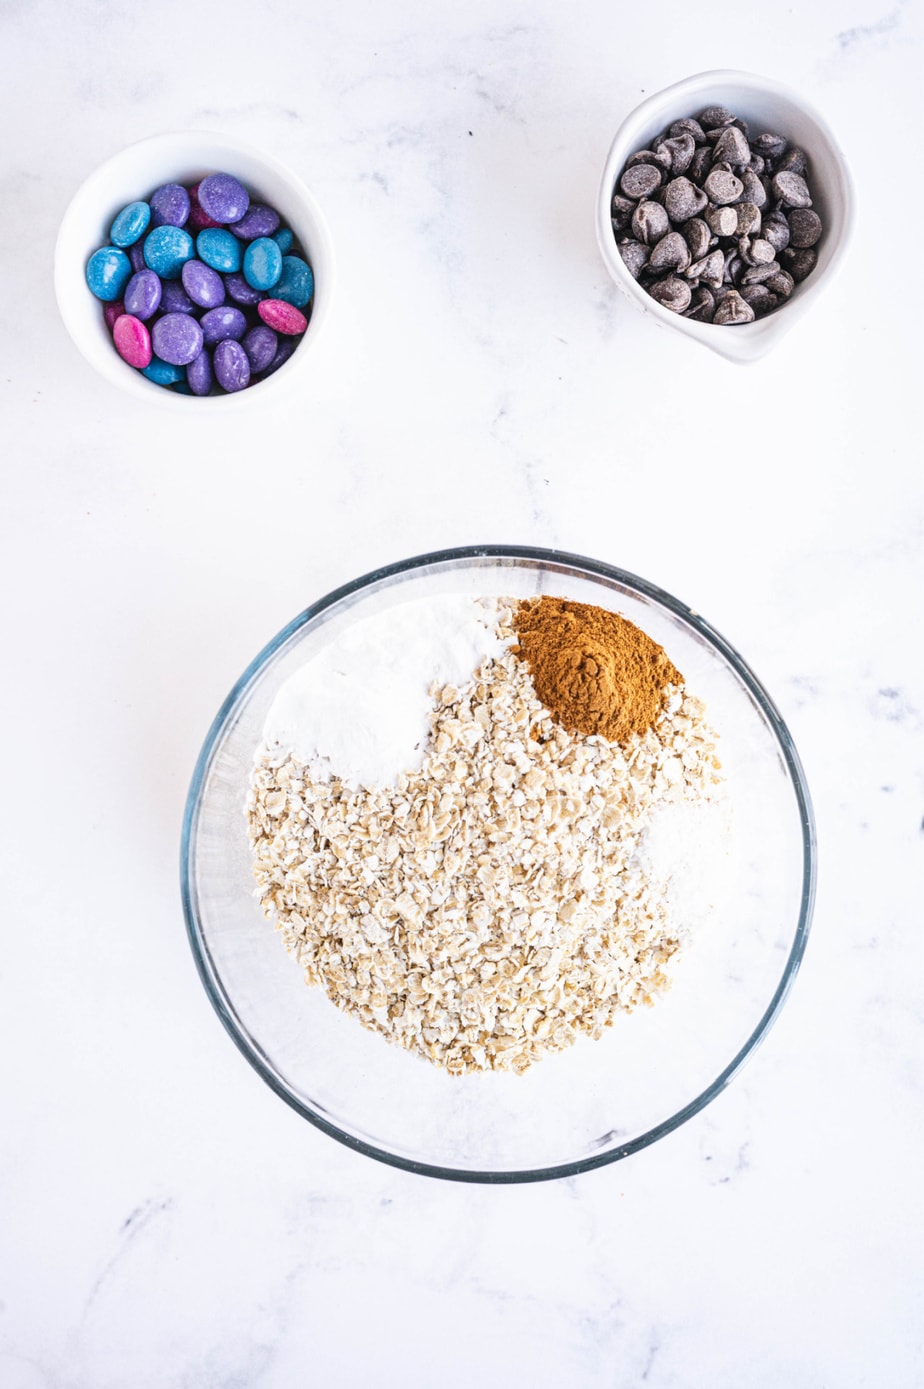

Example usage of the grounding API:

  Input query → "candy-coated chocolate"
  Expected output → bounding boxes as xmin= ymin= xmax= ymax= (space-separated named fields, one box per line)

xmin=150 ymin=183 xmax=190 ymax=228
xmin=112 ymin=314 xmax=153 ymax=368
xmin=200 ymin=305 xmax=247 ymax=345
xmin=242 ymin=324 xmax=277 ymax=373
xmin=159 ymin=280 xmax=196 ymax=315
xmin=143 ymin=225 xmax=194 ymax=279
xmin=151 ymin=312 xmax=204 ymax=366
xmin=272 ymin=255 xmax=313 ymax=308
xmin=260 ymin=333 xmax=298 ymax=377
xmin=128 ymin=240 xmax=147 ymax=273
xmin=242 ymin=236 xmax=282 ymax=290
xmin=142 ymin=355 xmax=185 ymax=385
xmin=86 ymin=246 xmax=132 ymax=301
xmin=110 ymin=200 xmax=151 ymax=248
xmin=187 ymin=347 xmax=213 ymax=396
xmin=196 ymin=227 xmax=242 ymax=274
xmin=103 ymin=300 xmax=124 ymax=331
xmin=197 ymin=172 xmax=249 ymax=225
xmin=181 ymin=258 xmax=225 ymax=309
xmin=224 ymin=271 xmax=265 ymax=305
xmin=258 ymin=298 xmax=308 ymax=335
xmin=213 ymin=338 xmax=251 ymax=391
xmin=271 ymin=227 xmax=294 ymax=254
xmin=123 ymin=268 xmax=162 ymax=321
xmin=230 ymin=203 xmax=281 ymax=240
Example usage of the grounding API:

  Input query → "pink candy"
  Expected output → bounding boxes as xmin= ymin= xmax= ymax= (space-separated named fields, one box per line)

xmin=112 ymin=313 xmax=153 ymax=368
xmin=258 ymin=298 xmax=308 ymax=335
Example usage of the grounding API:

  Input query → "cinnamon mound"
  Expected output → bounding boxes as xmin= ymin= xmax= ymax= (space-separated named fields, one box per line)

xmin=513 ymin=596 xmax=681 ymax=745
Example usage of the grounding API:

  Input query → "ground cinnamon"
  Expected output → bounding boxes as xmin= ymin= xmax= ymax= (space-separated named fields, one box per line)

xmin=513 ymin=596 xmax=682 ymax=745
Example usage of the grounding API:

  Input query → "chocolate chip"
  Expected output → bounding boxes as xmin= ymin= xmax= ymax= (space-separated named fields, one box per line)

xmin=780 ymin=246 xmax=818 ymax=281
xmin=776 ymin=146 xmax=808 ymax=175
xmin=761 ymin=209 xmax=791 ymax=253
xmin=618 ymin=238 xmax=649 ymax=279
xmin=713 ymin=288 xmax=755 ymax=324
xmin=735 ymin=201 xmax=762 ymax=236
xmin=704 ymin=166 xmax=744 ymax=205
xmin=700 ymin=105 xmax=735 ymax=128
xmin=649 ymin=230 xmax=692 ymax=273
xmin=739 ymin=168 xmax=769 ymax=208
xmin=657 ymin=133 xmax=696 ymax=175
xmin=754 ymin=132 xmax=787 ymax=160
xmin=664 ymin=176 xmax=708 ymax=221
xmin=686 ymin=249 xmax=725 ymax=289
xmin=647 ymin=275 xmax=692 ymax=312
xmin=772 ymin=171 xmax=813 ymax=208
xmin=688 ymin=145 xmax=713 ymax=183
xmin=684 ymin=285 xmax=716 ymax=321
xmin=669 ymin=117 xmax=706 ymax=144
xmin=611 ymin=193 xmax=637 ymax=230
xmin=707 ymin=205 xmax=739 ymax=237
xmin=682 ymin=216 xmax=712 ymax=259
xmin=711 ymin=125 xmax=751 ymax=167
xmin=788 ymin=207 xmax=823 ymax=248
xmin=620 ymin=164 xmax=662 ymax=198
xmin=631 ymin=200 xmax=670 ymax=245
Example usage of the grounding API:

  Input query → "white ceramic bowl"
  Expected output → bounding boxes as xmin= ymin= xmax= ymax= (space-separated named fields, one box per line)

xmin=596 ymin=70 xmax=855 ymax=364
xmin=55 ymin=131 xmax=335 ymax=405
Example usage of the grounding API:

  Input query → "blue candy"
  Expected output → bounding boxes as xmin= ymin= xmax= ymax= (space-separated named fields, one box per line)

xmin=110 ymin=201 xmax=151 ymax=248
xmin=86 ymin=246 xmax=132 ymax=301
xmin=242 ymin=236 xmax=282 ymax=291
xmin=272 ymin=255 xmax=314 ymax=308
xmin=196 ymin=228 xmax=242 ymax=274
xmin=272 ymin=227 xmax=294 ymax=255
xmin=141 ymin=355 xmax=185 ymax=384
xmin=143 ymin=225 xmax=194 ymax=279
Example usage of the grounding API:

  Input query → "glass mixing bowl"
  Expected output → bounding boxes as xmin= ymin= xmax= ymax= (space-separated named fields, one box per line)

xmin=181 ymin=546 xmax=815 ymax=1182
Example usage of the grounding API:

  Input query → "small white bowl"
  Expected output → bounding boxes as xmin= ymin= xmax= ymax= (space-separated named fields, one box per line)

xmin=596 ymin=70 xmax=855 ymax=364
xmin=55 ymin=131 xmax=335 ymax=405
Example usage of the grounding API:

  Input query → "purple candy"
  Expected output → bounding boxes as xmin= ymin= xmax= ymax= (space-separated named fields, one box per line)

xmin=213 ymin=338 xmax=251 ymax=392
xmin=260 ymin=333 xmax=298 ymax=378
xmin=187 ymin=348 xmax=213 ymax=396
xmin=151 ymin=312 xmax=204 ymax=366
xmin=103 ymin=300 xmax=124 ymax=331
xmin=230 ymin=203 xmax=281 ymax=240
xmin=197 ymin=172 xmax=250 ymax=225
xmin=181 ymin=258 xmax=225 ymax=309
xmin=129 ymin=240 xmax=147 ymax=273
xmin=242 ymin=324 xmax=278 ymax=373
xmin=200 ymin=305 xmax=246 ymax=345
xmin=223 ymin=271 xmax=265 ymax=306
xmin=150 ymin=183 xmax=191 ymax=228
xmin=123 ymin=269 xmax=162 ymax=321
xmin=160 ymin=279 xmax=196 ymax=315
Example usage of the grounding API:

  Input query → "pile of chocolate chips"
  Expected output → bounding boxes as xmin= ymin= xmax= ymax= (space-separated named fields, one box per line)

xmin=611 ymin=105 xmax=822 ymax=324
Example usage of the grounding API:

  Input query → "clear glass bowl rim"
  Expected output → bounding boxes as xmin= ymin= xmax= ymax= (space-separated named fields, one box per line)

xmin=180 ymin=544 xmax=817 ymax=1183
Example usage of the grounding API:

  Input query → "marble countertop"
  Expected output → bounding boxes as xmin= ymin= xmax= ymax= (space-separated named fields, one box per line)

xmin=1 ymin=1 xmax=921 ymax=1385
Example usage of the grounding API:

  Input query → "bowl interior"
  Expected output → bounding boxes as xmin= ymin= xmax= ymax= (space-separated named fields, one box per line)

xmin=596 ymin=71 xmax=854 ymax=363
xmin=55 ymin=131 xmax=333 ymax=403
xmin=183 ymin=549 xmax=814 ymax=1181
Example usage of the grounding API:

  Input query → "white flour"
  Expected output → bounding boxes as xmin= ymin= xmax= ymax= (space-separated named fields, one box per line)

xmin=263 ymin=595 xmax=506 ymax=789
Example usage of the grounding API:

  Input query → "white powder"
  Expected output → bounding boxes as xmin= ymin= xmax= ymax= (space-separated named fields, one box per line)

xmin=262 ymin=595 xmax=506 ymax=789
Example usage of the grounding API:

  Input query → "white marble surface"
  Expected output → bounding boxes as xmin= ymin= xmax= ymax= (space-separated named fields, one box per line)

xmin=1 ymin=1 xmax=922 ymax=1385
